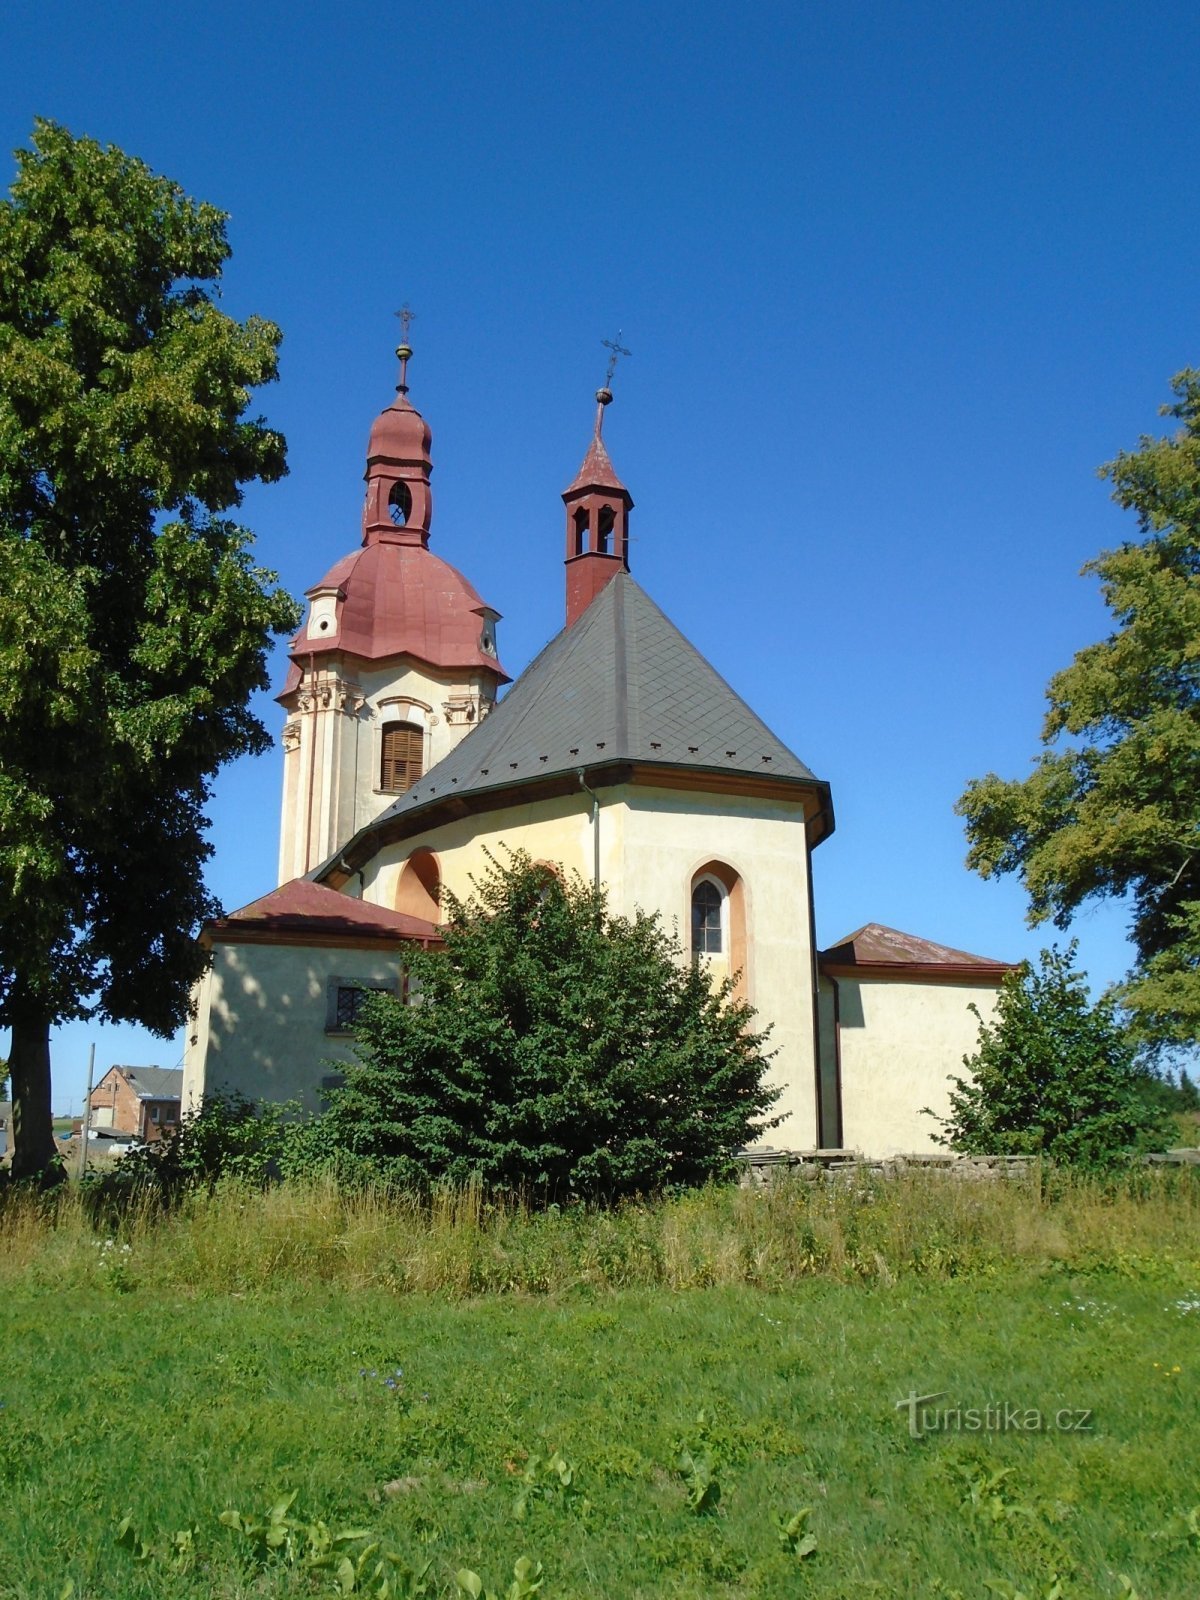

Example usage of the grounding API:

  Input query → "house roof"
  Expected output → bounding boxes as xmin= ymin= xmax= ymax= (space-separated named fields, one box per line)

xmin=206 ymin=878 xmax=441 ymax=946
xmin=819 ymin=922 xmax=1015 ymax=979
xmin=325 ymin=572 xmax=831 ymax=871
xmin=119 ymin=1067 xmax=184 ymax=1101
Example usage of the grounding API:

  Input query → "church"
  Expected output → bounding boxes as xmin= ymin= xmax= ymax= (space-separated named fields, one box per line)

xmin=181 ymin=337 xmax=1013 ymax=1158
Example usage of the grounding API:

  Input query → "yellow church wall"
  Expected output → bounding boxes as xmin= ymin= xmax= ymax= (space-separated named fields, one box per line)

xmin=617 ymin=785 xmax=820 ymax=1149
xmin=183 ymin=941 xmax=406 ymax=1115
xmin=360 ymin=790 xmax=605 ymax=910
xmin=834 ymin=976 xmax=1001 ymax=1157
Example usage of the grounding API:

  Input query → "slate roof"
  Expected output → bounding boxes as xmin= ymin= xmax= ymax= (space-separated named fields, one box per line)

xmin=357 ymin=572 xmax=826 ymax=839
xmin=819 ymin=923 xmax=1014 ymax=977
xmin=119 ymin=1067 xmax=184 ymax=1101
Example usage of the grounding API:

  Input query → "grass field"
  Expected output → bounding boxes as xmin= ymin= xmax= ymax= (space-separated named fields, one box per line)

xmin=2 ymin=1174 xmax=1198 ymax=1599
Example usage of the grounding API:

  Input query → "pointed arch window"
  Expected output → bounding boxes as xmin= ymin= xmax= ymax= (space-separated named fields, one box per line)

xmin=691 ymin=878 xmax=724 ymax=955
xmin=573 ymin=507 xmax=589 ymax=557
xmin=380 ymin=721 xmax=423 ymax=793
xmin=596 ymin=505 xmax=615 ymax=555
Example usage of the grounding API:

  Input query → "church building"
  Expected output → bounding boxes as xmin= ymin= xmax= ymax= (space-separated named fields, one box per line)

xmin=182 ymin=337 xmax=1013 ymax=1158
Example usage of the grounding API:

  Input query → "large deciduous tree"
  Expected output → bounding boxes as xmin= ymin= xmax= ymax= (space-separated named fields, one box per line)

xmin=0 ymin=121 xmax=299 ymax=1181
xmin=957 ymin=370 xmax=1200 ymax=1050
xmin=322 ymin=851 xmax=781 ymax=1200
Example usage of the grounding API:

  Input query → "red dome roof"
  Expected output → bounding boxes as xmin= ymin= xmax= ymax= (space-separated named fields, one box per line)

xmin=367 ymin=394 xmax=432 ymax=468
xmin=280 ymin=540 xmax=508 ymax=697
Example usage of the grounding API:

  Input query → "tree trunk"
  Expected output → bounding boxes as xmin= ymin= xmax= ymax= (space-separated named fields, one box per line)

xmin=8 ymin=1012 xmax=63 ymax=1185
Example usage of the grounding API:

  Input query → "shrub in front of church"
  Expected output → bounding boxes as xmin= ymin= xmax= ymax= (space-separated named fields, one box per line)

xmin=319 ymin=850 xmax=781 ymax=1201
xmin=929 ymin=944 xmax=1173 ymax=1170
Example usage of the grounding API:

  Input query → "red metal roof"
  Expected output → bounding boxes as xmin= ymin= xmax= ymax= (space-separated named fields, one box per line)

xmin=281 ymin=540 xmax=508 ymax=689
xmin=565 ymin=433 xmax=628 ymax=495
xmin=207 ymin=879 xmax=440 ymax=943
xmin=819 ymin=922 xmax=1014 ymax=977
xmin=367 ymin=393 xmax=432 ymax=469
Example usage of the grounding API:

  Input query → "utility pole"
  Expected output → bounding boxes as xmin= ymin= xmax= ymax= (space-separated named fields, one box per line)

xmin=77 ymin=1043 xmax=95 ymax=1181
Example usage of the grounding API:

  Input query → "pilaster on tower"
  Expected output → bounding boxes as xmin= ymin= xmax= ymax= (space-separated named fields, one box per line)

xmin=563 ymin=358 xmax=634 ymax=627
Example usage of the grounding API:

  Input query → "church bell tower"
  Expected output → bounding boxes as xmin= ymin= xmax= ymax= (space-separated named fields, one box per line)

xmin=276 ymin=318 xmax=508 ymax=883
xmin=562 ymin=339 xmax=634 ymax=627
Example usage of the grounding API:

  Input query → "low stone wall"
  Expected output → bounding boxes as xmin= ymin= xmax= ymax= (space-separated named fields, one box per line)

xmin=734 ymin=1147 xmax=1200 ymax=1186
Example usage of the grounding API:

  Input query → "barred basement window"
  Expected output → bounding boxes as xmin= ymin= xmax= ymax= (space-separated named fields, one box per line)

xmin=335 ymin=985 xmax=368 ymax=1030
xmin=380 ymin=721 xmax=423 ymax=793
xmin=328 ymin=983 xmax=390 ymax=1032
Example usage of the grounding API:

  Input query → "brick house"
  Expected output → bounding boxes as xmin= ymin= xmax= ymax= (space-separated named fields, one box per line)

xmin=88 ymin=1066 xmax=183 ymax=1142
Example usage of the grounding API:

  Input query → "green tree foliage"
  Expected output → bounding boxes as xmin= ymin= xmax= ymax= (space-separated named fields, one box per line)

xmin=111 ymin=1091 xmax=313 ymax=1201
xmin=321 ymin=851 xmax=781 ymax=1200
xmin=0 ymin=121 xmax=299 ymax=1181
xmin=931 ymin=946 xmax=1172 ymax=1168
xmin=957 ymin=369 xmax=1200 ymax=1051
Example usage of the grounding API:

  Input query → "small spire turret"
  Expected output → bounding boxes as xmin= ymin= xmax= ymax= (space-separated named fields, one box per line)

xmin=363 ymin=309 xmax=433 ymax=546
xmin=563 ymin=335 xmax=635 ymax=626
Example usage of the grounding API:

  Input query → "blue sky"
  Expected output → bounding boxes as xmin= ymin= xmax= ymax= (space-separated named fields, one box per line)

xmin=3 ymin=0 xmax=1197 ymax=1111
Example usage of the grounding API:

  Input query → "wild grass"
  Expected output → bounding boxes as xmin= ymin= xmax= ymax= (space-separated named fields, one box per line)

xmin=2 ymin=1172 xmax=1198 ymax=1597
xmin=1 ymin=1164 xmax=1197 ymax=1298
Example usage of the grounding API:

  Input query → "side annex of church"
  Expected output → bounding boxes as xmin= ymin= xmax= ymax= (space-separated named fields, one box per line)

xmin=182 ymin=339 xmax=1013 ymax=1159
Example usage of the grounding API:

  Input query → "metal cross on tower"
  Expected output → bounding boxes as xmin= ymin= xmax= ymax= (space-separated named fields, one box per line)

xmin=602 ymin=331 xmax=631 ymax=388
xmin=394 ymin=304 xmax=416 ymax=391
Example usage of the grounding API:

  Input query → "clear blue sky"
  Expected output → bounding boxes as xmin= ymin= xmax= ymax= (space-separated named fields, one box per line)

xmin=3 ymin=0 xmax=1197 ymax=1111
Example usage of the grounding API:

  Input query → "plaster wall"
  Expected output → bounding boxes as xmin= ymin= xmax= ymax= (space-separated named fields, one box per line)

xmin=278 ymin=656 xmax=498 ymax=883
xmin=618 ymin=786 xmax=819 ymax=1147
xmin=834 ymin=976 xmax=1001 ymax=1156
xmin=361 ymin=790 xmax=605 ymax=910
xmin=184 ymin=940 xmax=405 ymax=1115
xmin=815 ymin=976 xmax=840 ymax=1147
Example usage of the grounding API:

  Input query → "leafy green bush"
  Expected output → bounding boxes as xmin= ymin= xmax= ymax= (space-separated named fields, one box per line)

xmin=320 ymin=850 xmax=780 ymax=1201
xmin=112 ymin=1090 xmax=313 ymax=1199
xmin=930 ymin=945 xmax=1174 ymax=1169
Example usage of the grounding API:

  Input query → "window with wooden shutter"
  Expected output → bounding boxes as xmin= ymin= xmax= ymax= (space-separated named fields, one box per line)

xmin=380 ymin=721 xmax=423 ymax=793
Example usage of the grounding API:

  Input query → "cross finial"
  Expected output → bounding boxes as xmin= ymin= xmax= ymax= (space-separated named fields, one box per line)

xmin=594 ymin=331 xmax=631 ymax=437
xmin=602 ymin=331 xmax=631 ymax=389
xmin=393 ymin=304 xmax=416 ymax=393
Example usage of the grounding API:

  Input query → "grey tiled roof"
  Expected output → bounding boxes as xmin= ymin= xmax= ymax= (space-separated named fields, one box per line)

xmin=367 ymin=573 xmax=821 ymax=829
xmin=120 ymin=1066 xmax=183 ymax=1101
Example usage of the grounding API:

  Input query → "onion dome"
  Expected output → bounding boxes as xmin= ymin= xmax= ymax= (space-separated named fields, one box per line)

xmin=279 ymin=335 xmax=507 ymax=696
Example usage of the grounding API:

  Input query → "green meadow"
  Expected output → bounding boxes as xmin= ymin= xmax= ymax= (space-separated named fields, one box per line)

xmin=2 ymin=1174 xmax=1198 ymax=1599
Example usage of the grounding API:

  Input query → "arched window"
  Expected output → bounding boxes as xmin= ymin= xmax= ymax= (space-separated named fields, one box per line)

xmin=597 ymin=505 xmax=615 ymax=555
xmin=388 ymin=481 xmax=412 ymax=526
xmin=689 ymin=862 xmax=748 ymax=1000
xmin=691 ymin=878 xmax=724 ymax=955
xmin=573 ymin=507 xmax=589 ymax=557
xmin=380 ymin=721 xmax=423 ymax=793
